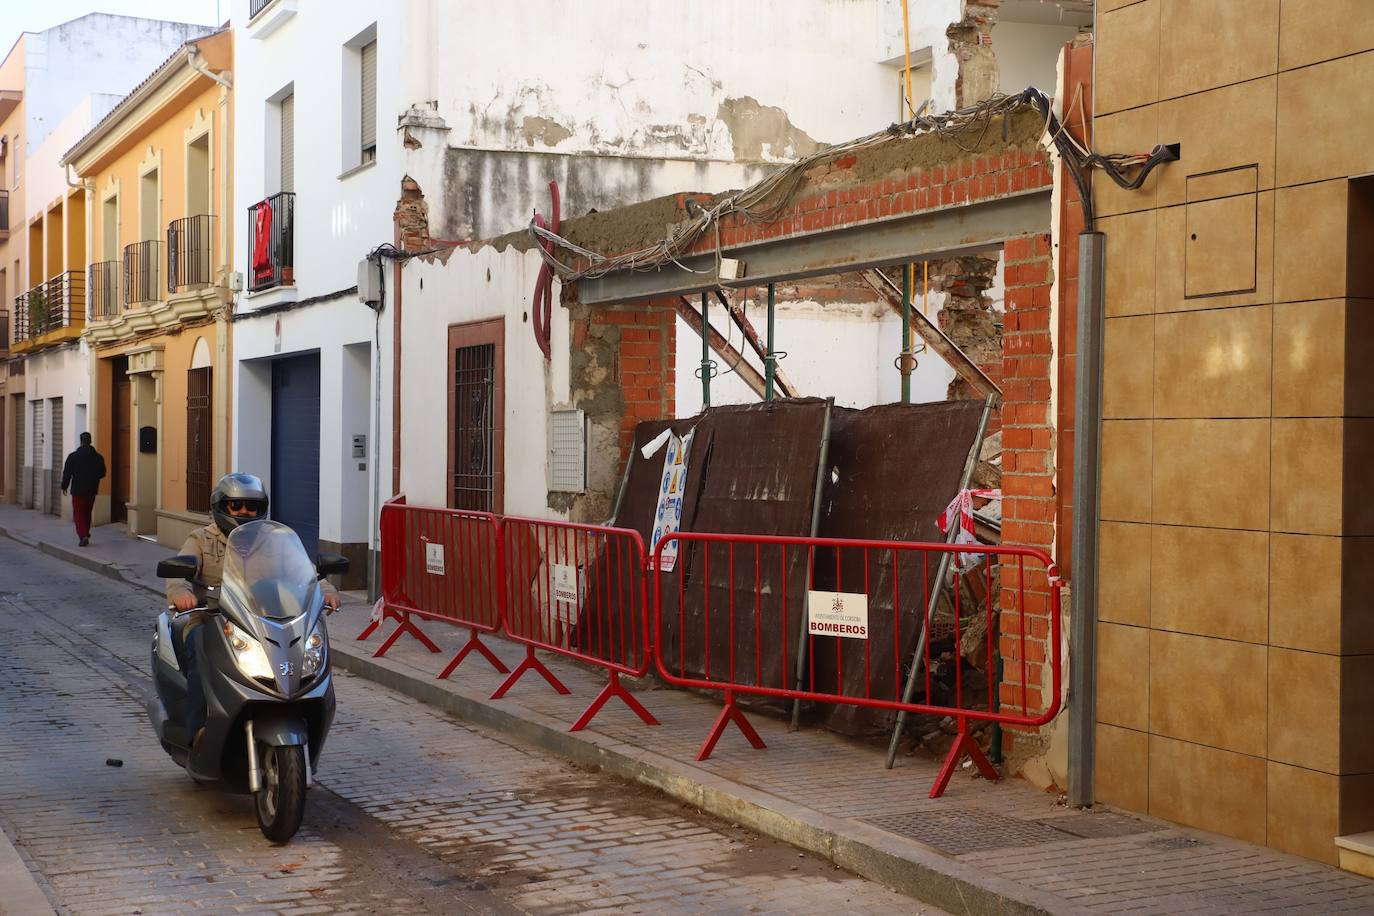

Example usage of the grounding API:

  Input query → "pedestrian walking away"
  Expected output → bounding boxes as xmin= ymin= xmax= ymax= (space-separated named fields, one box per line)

xmin=60 ymin=432 xmax=106 ymax=547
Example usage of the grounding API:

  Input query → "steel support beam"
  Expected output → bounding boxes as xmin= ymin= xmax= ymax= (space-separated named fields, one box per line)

xmin=576 ymin=188 xmax=1052 ymax=306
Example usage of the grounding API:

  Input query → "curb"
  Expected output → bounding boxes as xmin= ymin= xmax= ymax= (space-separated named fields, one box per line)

xmin=332 ymin=645 xmax=1068 ymax=916
xmin=0 ymin=820 xmax=56 ymax=916
xmin=3 ymin=526 xmax=1066 ymax=915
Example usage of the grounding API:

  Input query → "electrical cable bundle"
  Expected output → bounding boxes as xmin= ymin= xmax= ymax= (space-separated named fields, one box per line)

xmin=529 ymin=87 xmax=1176 ymax=282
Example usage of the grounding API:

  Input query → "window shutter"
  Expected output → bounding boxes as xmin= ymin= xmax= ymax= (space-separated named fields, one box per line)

xmin=360 ymin=40 xmax=377 ymax=157
xmin=280 ymin=93 xmax=294 ymax=193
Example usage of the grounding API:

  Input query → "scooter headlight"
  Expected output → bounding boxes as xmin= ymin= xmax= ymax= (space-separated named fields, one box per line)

xmin=301 ymin=628 xmax=327 ymax=678
xmin=222 ymin=619 xmax=274 ymax=682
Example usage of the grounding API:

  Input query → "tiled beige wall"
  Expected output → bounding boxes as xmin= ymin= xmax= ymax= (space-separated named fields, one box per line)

xmin=1094 ymin=0 xmax=1374 ymax=865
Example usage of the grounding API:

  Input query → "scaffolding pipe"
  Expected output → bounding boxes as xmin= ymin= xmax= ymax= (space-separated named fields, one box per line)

xmin=885 ymin=391 xmax=997 ymax=768
xmin=700 ymin=291 xmax=711 ymax=407
xmin=790 ymin=397 xmax=835 ymax=731
xmin=764 ymin=282 xmax=777 ymax=401
xmin=901 ymin=265 xmax=913 ymax=403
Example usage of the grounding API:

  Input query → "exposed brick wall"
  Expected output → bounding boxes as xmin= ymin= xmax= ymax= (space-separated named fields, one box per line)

xmin=998 ymin=232 xmax=1057 ymax=716
xmin=685 ymin=148 xmax=1054 ymax=256
xmin=570 ymin=298 xmax=676 ymax=472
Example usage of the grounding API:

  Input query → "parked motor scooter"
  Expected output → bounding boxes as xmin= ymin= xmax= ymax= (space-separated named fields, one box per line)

xmin=149 ymin=519 xmax=349 ymax=843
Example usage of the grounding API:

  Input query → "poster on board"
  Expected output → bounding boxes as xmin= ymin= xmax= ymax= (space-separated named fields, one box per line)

xmin=648 ymin=429 xmax=694 ymax=572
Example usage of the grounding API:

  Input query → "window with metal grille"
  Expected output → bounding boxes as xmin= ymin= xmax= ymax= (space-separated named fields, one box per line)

xmin=451 ymin=343 xmax=495 ymax=511
xmin=360 ymin=40 xmax=377 ymax=163
xmin=186 ymin=367 xmax=212 ymax=511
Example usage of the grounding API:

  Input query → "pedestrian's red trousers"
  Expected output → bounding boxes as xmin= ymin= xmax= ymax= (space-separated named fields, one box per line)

xmin=72 ymin=494 xmax=94 ymax=539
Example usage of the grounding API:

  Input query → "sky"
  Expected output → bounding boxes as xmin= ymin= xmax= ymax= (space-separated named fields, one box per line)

xmin=2 ymin=0 xmax=223 ymax=55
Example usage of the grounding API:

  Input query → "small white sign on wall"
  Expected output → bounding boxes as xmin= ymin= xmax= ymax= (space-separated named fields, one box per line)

xmin=425 ymin=542 xmax=445 ymax=575
xmin=807 ymin=590 xmax=870 ymax=639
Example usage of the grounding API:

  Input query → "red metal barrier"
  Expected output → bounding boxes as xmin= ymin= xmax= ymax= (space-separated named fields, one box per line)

xmin=651 ymin=531 xmax=1062 ymax=798
xmin=368 ymin=496 xmax=508 ymax=678
xmin=499 ymin=516 xmax=658 ymax=731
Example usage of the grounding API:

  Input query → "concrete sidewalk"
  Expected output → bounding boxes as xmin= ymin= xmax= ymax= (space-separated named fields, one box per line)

xmin=5 ymin=503 xmax=1374 ymax=915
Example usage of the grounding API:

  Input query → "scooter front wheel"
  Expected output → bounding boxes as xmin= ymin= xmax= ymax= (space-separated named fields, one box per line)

xmin=255 ymin=744 xmax=307 ymax=843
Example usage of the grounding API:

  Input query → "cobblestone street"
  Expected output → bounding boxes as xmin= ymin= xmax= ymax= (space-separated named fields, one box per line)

xmin=0 ymin=536 xmax=934 ymax=915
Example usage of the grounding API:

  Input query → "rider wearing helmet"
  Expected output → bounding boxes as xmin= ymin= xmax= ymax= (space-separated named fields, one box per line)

xmin=165 ymin=473 xmax=340 ymax=750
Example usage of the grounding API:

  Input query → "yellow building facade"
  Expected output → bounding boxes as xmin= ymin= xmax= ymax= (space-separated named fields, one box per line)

xmin=0 ymin=38 xmax=24 ymax=504
xmin=65 ymin=30 xmax=234 ymax=546
xmin=1094 ymin=0 xmax=1374 ymax=869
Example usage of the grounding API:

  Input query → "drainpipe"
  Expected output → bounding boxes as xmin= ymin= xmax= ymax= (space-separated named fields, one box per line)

xmin=699 ymin=292 xmax=711 ymax=407
xmin=764 ymin=283 xmax=776 ymax=401
xmin=187 ymin=47 xmax=232 ymax=90
xmin=1067 ymin=13 xmax=1104 ymax=808
xmin=900 ymin=265 xmax=912 ymax=403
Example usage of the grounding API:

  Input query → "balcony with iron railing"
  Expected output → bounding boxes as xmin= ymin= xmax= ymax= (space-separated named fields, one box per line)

xmin=248 ymin=191 xmax=294 ymax=293
xmin=123 ymin=240 xmax=161 ymax=308
xmin=88 ymin=260 xmax=120 ymax=321
xmin=12 ymin=271 xmax=86 ymax=352
xmin=168 ymin=214 xmax=214 ymax=293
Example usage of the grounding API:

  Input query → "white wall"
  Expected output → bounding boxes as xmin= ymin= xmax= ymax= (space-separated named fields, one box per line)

xmin=231 ymin=299 xmax=383 ymax=547
xmin=231 ymin=0 xmax=405 ymax=552
xmin=877 ymin=0 xmax=964 ymax=113
xmin=396 ymin=245 xmax=570 ymax=518
xmin=674 ymin=295 xmax=955 ymax=418
xmin=996 ymin=21 xmax=1081 ymax=96
xmin=23 ymin=15 xmax=213 ymax=156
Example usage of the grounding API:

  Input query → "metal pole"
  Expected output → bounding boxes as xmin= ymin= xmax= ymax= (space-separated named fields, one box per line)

xmin=901 ymin=265 xmax=912 ymax=404
xmin=885 ymin=391 xmax=996 ymax=768
xmin=791 ymin=397 xmax=835 ymax=731
xmin=700 ymin=291 xmax=711 ymax=407
xmin=1068 ymin=231 xmax=1106 ymax=807
xmin=764 ymin=282 xmax=776 ymax=401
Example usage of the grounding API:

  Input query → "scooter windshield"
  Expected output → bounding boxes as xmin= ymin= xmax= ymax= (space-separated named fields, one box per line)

xmin=221 ymin=520 xmax=321 ymax=620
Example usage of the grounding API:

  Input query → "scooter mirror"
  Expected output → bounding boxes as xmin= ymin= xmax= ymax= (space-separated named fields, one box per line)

xmin=157 ymin=554 xmax=199 ymax=579
xmin=316 ymin=552 xmax=350 ymax=578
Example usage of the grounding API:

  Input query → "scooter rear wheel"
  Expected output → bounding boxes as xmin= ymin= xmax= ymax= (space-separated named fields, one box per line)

xmin=255 ymin=745 xmax=307 ymax=843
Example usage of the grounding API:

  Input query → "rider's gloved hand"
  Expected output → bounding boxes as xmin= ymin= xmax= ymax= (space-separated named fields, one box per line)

xmin=172 ymin=594 xmax=199 ymax=612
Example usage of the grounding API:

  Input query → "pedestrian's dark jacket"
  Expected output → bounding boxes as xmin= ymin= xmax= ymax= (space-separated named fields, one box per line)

xmin=61 ymin=444 xmax=106 ymax=499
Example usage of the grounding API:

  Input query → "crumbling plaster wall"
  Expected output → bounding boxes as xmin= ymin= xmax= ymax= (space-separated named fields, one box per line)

xmin=399 ymin=0 xmax=899 ymax=243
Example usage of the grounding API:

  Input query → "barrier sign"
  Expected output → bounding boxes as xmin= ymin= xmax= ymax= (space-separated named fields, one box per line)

xmin=552 ymin=563 xmax=579 ymax=605
xmin=807 ymin=590 xmax=869 ymax=639
xmin=649 ymin=430 xmax=694 ymax=572
xmin=425 ymin=542 xmax=445 ymax=575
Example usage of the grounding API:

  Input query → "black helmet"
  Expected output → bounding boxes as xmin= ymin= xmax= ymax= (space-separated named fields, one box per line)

xmin=210 ymin=472 xmax=270 ymax=536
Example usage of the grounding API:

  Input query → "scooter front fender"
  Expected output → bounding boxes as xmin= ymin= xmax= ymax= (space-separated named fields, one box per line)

xmin=250 ymin=712 xmax=310 ymax=746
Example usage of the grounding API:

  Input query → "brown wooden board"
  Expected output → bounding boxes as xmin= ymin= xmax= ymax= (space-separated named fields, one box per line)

xmin=810 ymin=400 xmax=987 ymax=736
xmin=615 ymin=400 xmax=830 ymax=696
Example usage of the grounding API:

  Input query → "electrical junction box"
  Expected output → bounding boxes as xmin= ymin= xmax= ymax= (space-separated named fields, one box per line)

xmin=549 ymin=409 xmax=587 ymax=494
xmin=718 ymin=258 xmax=744 ymax=282
xmin=358 ymin=257 xmax=383 ymax=306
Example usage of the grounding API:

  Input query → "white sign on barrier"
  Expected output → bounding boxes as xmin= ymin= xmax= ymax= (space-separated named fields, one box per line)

xmin=425 ymin=542 xmax=445 ymax=575
xmin=552 ymin=563 xmax=579 ymax=605
xmin=807 ymin=590 xmax=869 ymax=639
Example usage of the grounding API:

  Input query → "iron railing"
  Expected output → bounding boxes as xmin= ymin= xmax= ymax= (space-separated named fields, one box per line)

xmin=0 ymin=309 xmax=8 ymax=352
xmin=250 ymin=0 xmax=275 ymax=17
xmin=123 ymin=240 xmax=160 ymax=307
xmin=13 ymin=273 xmax=85 ymax=341
xmin=168 ymin=214 xmax=214 ymax=293
xmin=89 ymin=260 xmax=120 ymax=320
xmin=248 ymin=191 xmax=294 ymax=293
xmin=0 ymin=189 xmax=8 ymax=231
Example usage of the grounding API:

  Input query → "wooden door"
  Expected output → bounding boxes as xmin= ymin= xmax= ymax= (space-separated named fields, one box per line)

xmin=112 ymin=358 xmax=131 ymax=523
xmin=186 ymin=367 xmax=212 ymax=511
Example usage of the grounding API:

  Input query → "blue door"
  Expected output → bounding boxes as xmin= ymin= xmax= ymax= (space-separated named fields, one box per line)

xmin=270 ymin=353 xmax=321 ymax=558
